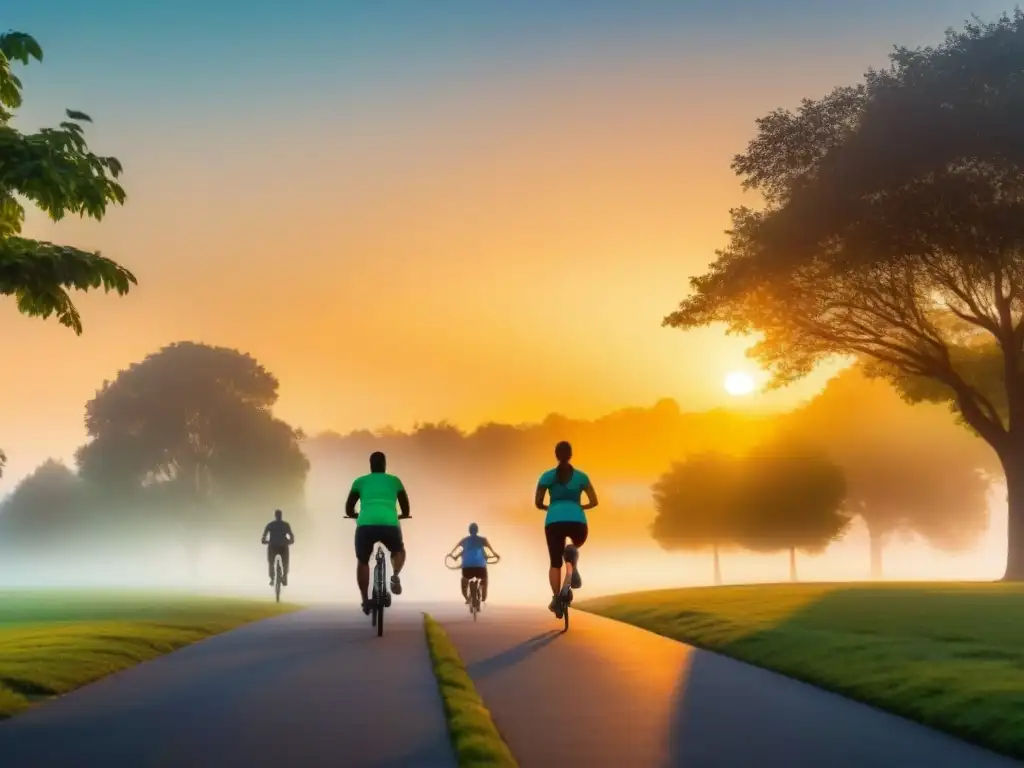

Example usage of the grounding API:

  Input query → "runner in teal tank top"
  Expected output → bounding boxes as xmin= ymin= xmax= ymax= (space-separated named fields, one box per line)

xmin=535 ymin=441 xmax=599 ymax=617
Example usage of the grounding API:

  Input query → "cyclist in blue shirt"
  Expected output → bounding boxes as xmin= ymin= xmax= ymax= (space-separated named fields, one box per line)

xmin=535 ymin=440 xmax=598 ymax=616
xmin=447 ymin=523 xmax=499 ymax=605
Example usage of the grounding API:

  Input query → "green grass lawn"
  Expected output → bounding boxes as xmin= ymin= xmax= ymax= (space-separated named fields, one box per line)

xmin=423 ymin=614 xmax=518 ymax=768
xmin=579 ymin=582 xmax=1024 ymax=759
xmin=0 ymin=590 xmax=299 ymax=718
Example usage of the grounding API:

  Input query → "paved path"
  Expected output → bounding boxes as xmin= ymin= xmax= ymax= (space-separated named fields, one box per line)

xmin=434 ymin=604 xmax=1022 ymax=768
xmin=0 ymin=606 xmax=455 ymax=768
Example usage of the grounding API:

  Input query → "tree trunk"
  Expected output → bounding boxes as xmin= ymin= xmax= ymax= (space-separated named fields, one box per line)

xmin=712 ymin=544 xmax=722 ymax=586
xmin=789 ymin=547 xmax=798 ymax=582
xmin=869 ymin=533 xmax=884 ymax=580
xmin=1002 ymin=446 xmax=1024 ymax=581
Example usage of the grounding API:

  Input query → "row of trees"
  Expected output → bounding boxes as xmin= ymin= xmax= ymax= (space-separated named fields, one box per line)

xmin=652 ymin=439 xmax=848 ymax=584
xmin=664 ymin=11 xmax=1024 ymax=580
xmin=650 ymin=374 xmax=994 ymax=583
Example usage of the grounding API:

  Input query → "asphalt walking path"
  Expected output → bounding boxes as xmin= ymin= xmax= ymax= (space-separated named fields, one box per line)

xmin=0 ymin=606 xmax=455 ymax=768
xmin=433 ymin=603 xmax=1022 ymax=768
xmin=3 ymin=600 xmax=1020 ymax=767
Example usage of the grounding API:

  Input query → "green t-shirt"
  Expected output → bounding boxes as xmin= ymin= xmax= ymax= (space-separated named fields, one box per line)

xmin=351 ymin=472 xmax=405 ymax=527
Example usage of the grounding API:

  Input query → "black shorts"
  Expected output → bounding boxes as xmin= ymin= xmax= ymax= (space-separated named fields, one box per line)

xmin=267 ymin=544 xmax=289 ymax=564
xmin=354 ymin=525 xmax=405 ymax=565
xmin=462 ymin=566 xmax=487 ymax=580
xmin=545 ymin=522 xmax=589 ymax=569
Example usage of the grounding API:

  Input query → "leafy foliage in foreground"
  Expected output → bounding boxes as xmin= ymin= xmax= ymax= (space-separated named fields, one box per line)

xmin=0 ymin=29 xmax=135 ymax=334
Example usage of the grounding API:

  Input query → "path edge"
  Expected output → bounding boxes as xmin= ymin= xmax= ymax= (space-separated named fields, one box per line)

xmin=423 ymin=613 xmax=519 ymax=768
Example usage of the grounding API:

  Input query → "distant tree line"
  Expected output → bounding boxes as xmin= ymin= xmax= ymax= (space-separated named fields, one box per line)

xmin=0 ymin=343 xmax=993 ymax=582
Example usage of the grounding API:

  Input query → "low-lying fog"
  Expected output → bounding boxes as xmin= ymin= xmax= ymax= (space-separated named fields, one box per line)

xmin=0 ymin=488 xmax=1005 ymax=604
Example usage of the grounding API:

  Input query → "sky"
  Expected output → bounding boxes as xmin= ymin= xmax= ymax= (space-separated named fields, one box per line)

xmin=1 ymin=0 xmax=1012 ymax=488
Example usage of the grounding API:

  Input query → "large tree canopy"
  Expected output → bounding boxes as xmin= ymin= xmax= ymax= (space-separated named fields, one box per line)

xmin=0 ymin=29 xmax=135 ymax=333
xmin=665 ymin=12 xmax=1024 ymax=578
xmin=75 ymin=342 xmax=309 ymax=536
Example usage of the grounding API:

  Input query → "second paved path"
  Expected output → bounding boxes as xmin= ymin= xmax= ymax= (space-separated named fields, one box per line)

xmin=434 ymin=604 xmax=1020 ymax=768
xmin=0 ymin=606 xmax=454 ymax=768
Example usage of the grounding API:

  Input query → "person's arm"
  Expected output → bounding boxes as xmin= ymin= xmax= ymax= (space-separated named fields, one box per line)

xmin=449 ymin=542 xmax=464 ymax=558
xmin=397 ymin=485 xmax=411 ymax=518
xmin=483 ymin=537 xmax=499 ymax=558
xmin=581 ymin=479 xmax=599 ymax=510
xmin=345 ymin=488 xmax=360 ymax=518
xmin=261 ymin=523 xmax=270 ymax=544
xmin=535 ymin=470 xmax=551 ymax=511
xmin=534 ymin=485 xmax=549 ymax=511
xmin=285 ymin=523 xmax=295 ymax=544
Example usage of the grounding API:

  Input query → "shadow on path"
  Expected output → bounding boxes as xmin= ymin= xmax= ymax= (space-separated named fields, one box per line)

xmin=467 ymin=630 xmax=561 ymax=680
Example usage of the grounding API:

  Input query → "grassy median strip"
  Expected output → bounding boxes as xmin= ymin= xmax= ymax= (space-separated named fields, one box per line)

xmin=0 ymin=589 xmax=299 ymax=718
xmin=580 ymin=582 xmax=1024 ymax=760
xmin=423 ymin=613 xmax=518 ymax=768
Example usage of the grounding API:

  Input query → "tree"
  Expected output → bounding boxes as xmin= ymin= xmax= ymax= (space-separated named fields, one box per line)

xmin=1 ymin=30 xmax=137 ymax=478
xmin=786 ymin=368 xmax=993 ymax=577
xmin=651 ymin=453 xmax=745 ymax=585
xmin=664 ymin=12 xmax=1024 ymax=579
xmin=0 ymin=459 xmax=83 ymax=546
xmin=735 ymin=437 xmax=849 ymax=581
xmin=1 ymin=30 xmax=136 ymax=332
xmin=75 ymin=342 xmax=309 ymax=564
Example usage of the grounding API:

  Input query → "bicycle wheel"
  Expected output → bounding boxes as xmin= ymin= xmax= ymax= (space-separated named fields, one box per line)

xmin=274 ymin=558 xmax=282 ymax=603
xmin=374 ymin=551 xmax=386 ymax=637
xmin=470 ymin=582 xmax=479 ymax=622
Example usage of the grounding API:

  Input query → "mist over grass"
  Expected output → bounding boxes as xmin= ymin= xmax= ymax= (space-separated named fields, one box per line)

xmin=0 ymin=491 xmax=1004 ymax=604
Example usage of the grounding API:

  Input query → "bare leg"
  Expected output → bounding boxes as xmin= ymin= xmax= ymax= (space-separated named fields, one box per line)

xmin=357 ymin=562 xmax=370 ymax=602
xmin=561 ymin=561 xmax=575 ymax=593
xmin=549 ymin=567 xmax=562 ymax=595
xmin=461 ymin=577 xmax=470 ymax=601
xmin=391 ymin=551 xmax=406 ymax=575
xmin=480 ymin=578 xmax=489 ymax=602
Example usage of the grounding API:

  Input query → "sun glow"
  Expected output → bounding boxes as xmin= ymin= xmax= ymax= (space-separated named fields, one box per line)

xmin=724 ymin=371 xmax=756 ymax=397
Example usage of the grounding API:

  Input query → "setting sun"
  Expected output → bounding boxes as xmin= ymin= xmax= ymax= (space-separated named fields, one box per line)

xmin=724 ymin=371 xmax=756 ymax=396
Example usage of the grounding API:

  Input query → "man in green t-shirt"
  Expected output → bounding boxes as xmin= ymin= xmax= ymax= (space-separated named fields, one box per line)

xmin=345 ymin=451 xmax=411 ymax=615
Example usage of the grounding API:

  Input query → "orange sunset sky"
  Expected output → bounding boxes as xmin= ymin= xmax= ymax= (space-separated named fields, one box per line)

xmin=2 ymin=1 xmax=1008 ymax=491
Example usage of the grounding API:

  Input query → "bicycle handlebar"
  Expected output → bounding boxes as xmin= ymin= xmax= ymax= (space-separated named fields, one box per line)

xmin=444 ymin=553 xmax=501 ymax=570
xmin=345 ymin=515 xmax=412 ymax=520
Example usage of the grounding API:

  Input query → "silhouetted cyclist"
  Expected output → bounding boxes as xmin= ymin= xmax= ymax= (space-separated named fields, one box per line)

xmin=261 ymin=509 xmax=294 ymax=586
xmin=535 ymin=441 xmax=598 ymax=617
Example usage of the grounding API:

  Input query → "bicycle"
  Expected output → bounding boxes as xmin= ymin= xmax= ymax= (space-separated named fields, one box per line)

xmin=272 ymin=554 xmax=284 ymax=603
xmin=556 ymin=586 xmax=573 ymax=631
xmin=444 ymin=553 xmax=500 ymax=621
xmin=348 ymin=515 xmax=410 ymax=638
